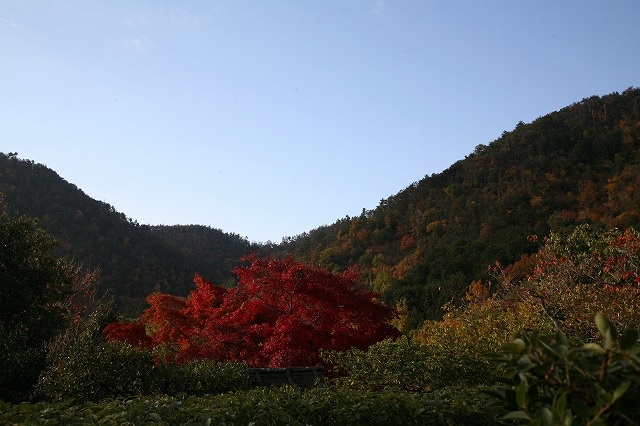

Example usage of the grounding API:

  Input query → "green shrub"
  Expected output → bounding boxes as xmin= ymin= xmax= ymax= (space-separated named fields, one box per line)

xmin=491 ymin=313 xmax=640 ymax=425
xmin=37 ymin=311 xmax=249 ymax=401
xmin=0 ymin=327 xmax=48 ymax=403
xmin=322 ymin=338 xmax=499 ymax=424
xmin=0 ymin=201 xmax=79 ymax=402
xmin=0 ymin=386 xmax=499 ymax=425
xmin=428 ymin=385 xmax=501 ymax=426
xmin=37 ymin=339 xmax=154 ymax=402
xmin=323 ymin=336 xmax=433 ymax=391
xmin=153 ymin=359 xmax=249 ymax=396
xmin=39 ymin=342 xmax=249 ymax=402
xmin=35 ymin=301 xmax=153 ymax=402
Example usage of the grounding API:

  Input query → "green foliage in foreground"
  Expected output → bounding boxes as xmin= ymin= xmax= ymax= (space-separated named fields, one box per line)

xmin=37 ymin=337 xmax=248 ymax=402
xmin=0 ymin=386 xmax=498 ymax=426
xmin=35 ymin=303 xmax=248 ymax=402
xmin=0 ymin=200 xmax=77 ymax=402
xmin=323 ymin=336 xmax=433 ymax=391
xmin=492 ymin=313 xmax=640 ymax=425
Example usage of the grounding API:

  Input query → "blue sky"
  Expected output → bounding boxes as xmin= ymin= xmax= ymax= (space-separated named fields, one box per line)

xmin=2 ymin=1 xmax=639 ymax=243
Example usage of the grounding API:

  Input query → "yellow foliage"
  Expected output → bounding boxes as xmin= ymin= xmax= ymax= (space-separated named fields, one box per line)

xmin=413 ymin=281 xmax=556 ymax=387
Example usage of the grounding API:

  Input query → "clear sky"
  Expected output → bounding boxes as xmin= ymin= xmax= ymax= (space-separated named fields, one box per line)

xmin=2 ymin=1 xmax=639 ymax=243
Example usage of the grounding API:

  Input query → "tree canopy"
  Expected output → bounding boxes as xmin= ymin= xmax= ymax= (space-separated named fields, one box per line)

xmin=105 ymin=255 xmax=398 ymax=367
xmin=0 ymin=198 xmax=92 ymax=401
xmin=3 ymin=88 xmax=640 ymax=324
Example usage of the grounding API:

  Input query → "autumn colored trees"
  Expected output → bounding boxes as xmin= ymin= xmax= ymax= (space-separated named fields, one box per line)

xmin=105 ymin=255 xmax=398 ymax=367
xmin=518 ymin=225 xmax=640 ymax=341
xmin=272 ymin=88 xmax=640 ymax=325
xmin=414 ymin=225 xmax=640 ymax=361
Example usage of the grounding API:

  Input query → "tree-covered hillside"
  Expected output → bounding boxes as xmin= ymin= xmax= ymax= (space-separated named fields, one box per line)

xmin=0 ymin=154 xmax=261 ymax=316
xmin=2 ymin=88 xmax=639 ymax=324
xmin=275 ymin=88 xmax=640 ymax=324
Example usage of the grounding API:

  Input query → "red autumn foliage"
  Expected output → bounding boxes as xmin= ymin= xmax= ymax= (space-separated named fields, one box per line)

xmin=104 ymin=255 xmax=398 ymax=367
xmin=529 ymin=227 xmax=640 ymax=289
xmin=102 ymin=321 xmax=153 ymax=348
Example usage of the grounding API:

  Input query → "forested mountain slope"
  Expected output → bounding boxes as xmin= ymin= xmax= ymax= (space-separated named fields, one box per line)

xmin=0 ymin=154 xmax=261 ymax=316
xmin=274 ymin=88 xmax=640 ymax=324
xmin=2 ymin=88 xmax=639 ymax=323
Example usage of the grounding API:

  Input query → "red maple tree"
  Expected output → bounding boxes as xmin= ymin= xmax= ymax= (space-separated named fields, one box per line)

xmin=104 ymin=255 xmax=398 ymax=367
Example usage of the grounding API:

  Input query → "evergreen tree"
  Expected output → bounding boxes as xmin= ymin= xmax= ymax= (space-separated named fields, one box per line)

xmin=0 ymin=198 xmax=76 ymax=402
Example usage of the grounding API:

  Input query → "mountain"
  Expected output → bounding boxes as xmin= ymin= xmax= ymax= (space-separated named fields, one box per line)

xmin=274 ymin=87 xmax=640 ymax=325
xmin=2 ymin=87 xmax=639 ymax=324
xmin=0 ymin=155 xmax=263 ymax=316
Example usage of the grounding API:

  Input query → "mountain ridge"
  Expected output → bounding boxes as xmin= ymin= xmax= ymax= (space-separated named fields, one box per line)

xmin=2 ymin=87 xmax=639 ymax=322
xmin=273 ymin=87 xmax=640 ymax=323
xmin=0 ymin=156 xmax=262 ymax=315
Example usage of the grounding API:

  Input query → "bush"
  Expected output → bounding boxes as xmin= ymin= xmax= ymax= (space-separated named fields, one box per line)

xmin=0 ymin=201 xmax=79 ymax=402
xmin=36 ymin=303 xmax=249 ymax=401
xmin=413 ymin=281 xmax=556 ymax=389
xmin=324 ymin=302 xmax=548 ymax=393
xmin=519 ymin=225 xmax=640 ymax=342
xmin=0 ymin=327 xmax=48 ymax=402
xmin=323 ymin=336 xmax=433 ymax=391
xmin=152 ymin=359 xmax=249 ymax=396
xmin=39 ymin=342 xmax=249 ymax=402
xmin=36 ymin=302 xmax=154 ymax=401
xmin=428 ymin=385 xmax=501 ymax=426
xmin=491 ymin=313 xmax=640 ymax=425
xmin=36 ymin=308 xmax=155 ymax=401
xmin=0 ymin=386 xmax=499 ymax=425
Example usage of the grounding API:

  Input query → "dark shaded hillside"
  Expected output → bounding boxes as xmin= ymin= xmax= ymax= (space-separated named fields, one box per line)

xmin=149 ymin=224 xmax=261 ymax=283
xmin=0 ymin=154 xmax=261 ymax=316
xmin=274 ymin=88 xmax=640 ymax=325
xmin=3 ymin=88 xmax=639 ymax=324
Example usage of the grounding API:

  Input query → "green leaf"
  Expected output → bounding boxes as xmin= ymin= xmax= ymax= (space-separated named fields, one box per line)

xmin=594 ymin=387 xmax=612 ymax=405
xmin=556 ymin=332 xmax=569 ymax=347
xmin=553 ymin=391 xmax=567 ymax=418
xmin=582 ymin=343 xmax=605 ymax=354
xmin=556 ymin=344 xmax=569 ymax=358
xmin=595 ymin=312 xmax=611 ymax=334
xmin=503 ymin=367 xmax=519 ymax=379
xmin=516 ymin=380 xmax=528 ymax=408
xmin=502 ymin=410 xmax=532 ymax=421
xmin=613 ymin=381 xmax=630 ymax=402
xmin=538 ymin=407 xmax=553 ymax=426
xmin=504 ymin=339 xmax=527 ymax=353
xmin=626 ymin=353 xmax=640 ymax=369
xmin=595 ymin=313 xmax=617 ymax=347
xmin=481 ymin=388 xmax=506 ymax=400
xmin=516 ymin=355 xmax=535 ymax=371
